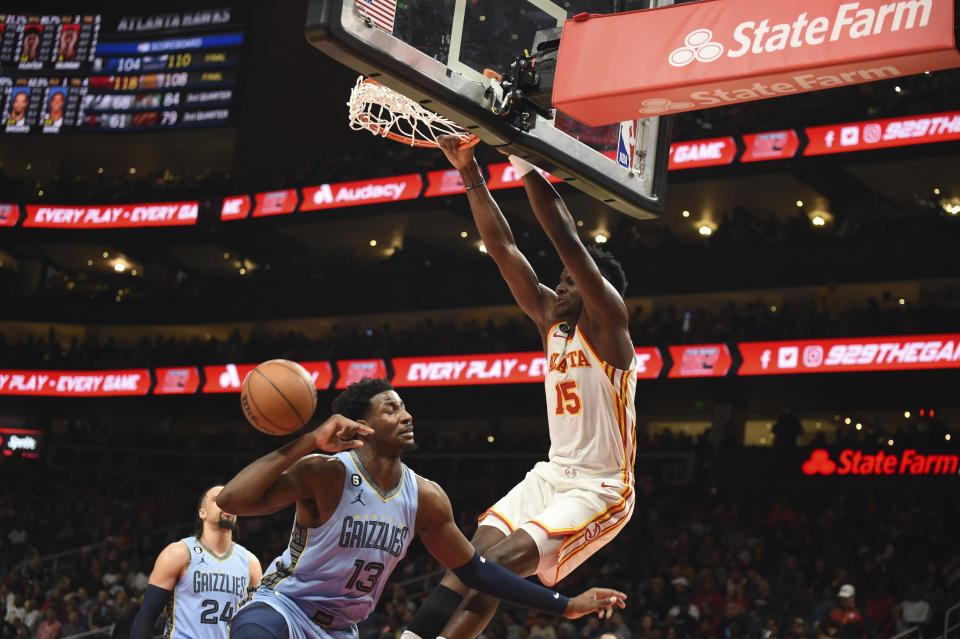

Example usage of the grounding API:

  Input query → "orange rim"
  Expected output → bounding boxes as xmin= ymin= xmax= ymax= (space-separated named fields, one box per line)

xmin=356 ymin=114 xmax=480 ymax=149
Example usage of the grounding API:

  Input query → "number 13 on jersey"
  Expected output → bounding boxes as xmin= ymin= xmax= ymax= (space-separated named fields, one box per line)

xmin=555 ymin=381 xmax=582 ymax=415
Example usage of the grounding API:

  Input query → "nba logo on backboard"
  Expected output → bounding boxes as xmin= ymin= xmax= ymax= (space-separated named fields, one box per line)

xmin=617 ymin=121 xmax=635 ymax=170
xmin=162 ymin=369 xmax=190 ymax=393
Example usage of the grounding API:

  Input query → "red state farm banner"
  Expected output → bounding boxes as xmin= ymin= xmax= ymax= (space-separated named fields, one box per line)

xmin=300 ymin=174 xmax=422 ymax=211
xmin=202 ymin=361 xmax=334 ymax=393
xmin=253 ymin=189 xmax=298 ymax=217
xmin=668 ymin=137 xmax=737 ymax=170
xmin=425 ymin=169 xmax=466 ymax=197
xmin=335 ymin=359 xmax=389 ymax=389
xmin=802 ymin=448 xmax=959 ymax=476
xmin=0 ymin=369 xmax=151 ymax=396
xmin=393 ymin=352 xmax=549 ymax=387
xmin=667 ymin=344 xmax=732 ymax=378
xmin=553 ymin=0 xmax=960 ymax=125
xmin=738 ymin=334 xmax=960 ymax=375
xmin=0 ymin=203 xmax=19 ymax=227
xmin=741 ymin=129 xmax=800 ymax=162
xmin=635 ymin=346 xmax=665 ymax=379
xmin=486 ymin=162 xmax=564 ymax=190
xmin=220 ymin=195 xmax=252 ymax=221
xmin=24 ymin=202 xmax=199 ymax=228
xmin=153 ymin=367 xmax=201 ymax=395
xmin=804 ymin=110 xmax=960 ymax=156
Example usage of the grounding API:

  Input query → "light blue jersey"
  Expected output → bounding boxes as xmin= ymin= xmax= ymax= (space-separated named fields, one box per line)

xmin=164 ymin=536 xmax=250 ymax=639
xmin=250 ymin=450 xmax=419 ymax=638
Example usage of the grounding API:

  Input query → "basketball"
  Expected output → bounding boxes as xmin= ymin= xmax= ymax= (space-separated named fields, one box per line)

xmin=240 ymin=359 xmax=318 ymax=435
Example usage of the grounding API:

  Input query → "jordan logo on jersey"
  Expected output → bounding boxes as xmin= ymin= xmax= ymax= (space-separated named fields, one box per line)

xmin=338 ymin=516 xmax=409 ymax=557
xmin=549 ymin=350 xmax=590 ymax=374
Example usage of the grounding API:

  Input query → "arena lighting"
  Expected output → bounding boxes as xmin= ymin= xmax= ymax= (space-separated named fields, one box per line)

xmin=948 ymin=434 xmax=953 ymax=441
xmin=894 ymin=85 xmax=902 ymax=93
xmin=899 ymin=298 xmax=906 ymax=305
xmin=369 ymin=240 xmax=377 ymax=247
xmin=113 ymin=262 xmax=125 ymax=273
xmin=682 ymin=210 xmax=690 ymax=218
xmin=86 ymin=259 xmax=93 ymax=266
xmin=796 ymin=200 xmax=804 ymax=207
xmin=238 ymin=267 xmax=247 ymax=275
xmin=128 ymin=168 xmax=136 ymax=175
xmin=844 ymin=417 xmax=852 ymax=425
xmin=223 ymin=252 xmax=230 ymax=259
xmin=934 ymin=188 xmax=941 ymax=195
xmin=101 ymin=251 xmax=109 ymax=258
xmin=888 ymin=439 xmax=895 ymax=446
xmin=460 ymin=231 xmax=468 ymax=238
xmin=594 ymin=233 xmax=608 ymax=243
xmin=478 ymin=243 xmax=487 ymax=254
xmin=487 ymin=436 xmax=495 ymax=443
xmin=698 ymin=225 xmax=712 ymax=236
xmin=856 ymin=423 xmax=862 ymax=430
xmin=770 ymin=305 xmax=777 ymax=312
xmin=37 ymin=190 xmax=44 ymax=197
xmin=811 ymin=215 xmax=826 ymax=226
xmin=576 ymin=220 xmax=584 ymax=227
xmin=905 ymin=411 xmax=911 ymax=418
xmin=97 ymin=167 xmax=103 ymax=174
xmin=131 ymin=269 xmax=138 ymax=276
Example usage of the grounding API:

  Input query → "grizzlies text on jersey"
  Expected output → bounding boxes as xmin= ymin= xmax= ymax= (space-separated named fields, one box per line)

xmin=163 ymin=537 xmax=250 ymax=639
xmin=250 ymin=450 xmax=419 ymax=638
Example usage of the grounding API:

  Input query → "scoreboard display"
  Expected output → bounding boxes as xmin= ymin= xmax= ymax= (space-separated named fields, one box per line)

xmin=0 ymin=8 xmax=242 ymax=134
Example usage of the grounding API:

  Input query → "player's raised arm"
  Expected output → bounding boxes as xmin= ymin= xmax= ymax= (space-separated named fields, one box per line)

xmin=437 ymin=135 xmax=555 ymax=330
xmin=414 ymin=476 xmax=626 ymax=620
xmin=216 ymin=414 xmax=373 ymax=516
xmin=514 ymin=155 xmax=629 ymax=331
xmin=129 ymin=542 xmax=188 ymax=639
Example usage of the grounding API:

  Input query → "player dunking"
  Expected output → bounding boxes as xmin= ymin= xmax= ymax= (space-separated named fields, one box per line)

xmin=402 ymin=137 xmax=637 ymax=639
xmin=130 ymin=485 xmax=263 ymax=639
xmin=217 ymin=378 xmax=627 ymax=639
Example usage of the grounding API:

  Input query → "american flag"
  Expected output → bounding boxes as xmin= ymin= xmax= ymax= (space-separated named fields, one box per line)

xmin=356 ymin=0 xmax=398 ymax=34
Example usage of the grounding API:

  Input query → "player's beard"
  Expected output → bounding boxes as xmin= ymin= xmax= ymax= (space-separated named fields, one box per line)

xmin=217 ymin=515 xmax=238 ymax=532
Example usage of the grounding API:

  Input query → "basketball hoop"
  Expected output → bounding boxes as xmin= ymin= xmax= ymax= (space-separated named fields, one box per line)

xmin=347 ymin=76 xmax=480 ymax=149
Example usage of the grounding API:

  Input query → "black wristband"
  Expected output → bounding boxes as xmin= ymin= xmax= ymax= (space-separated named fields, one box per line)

xmin=463 ymin=179 xmax=486 ymax=191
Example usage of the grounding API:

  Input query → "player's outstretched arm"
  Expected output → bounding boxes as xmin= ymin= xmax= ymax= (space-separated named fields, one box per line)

xmin=514 ymin=155 xmax=629 ymax=329
xmin=216 ymin=414 xmax=373 ymax=516
xmin=129 ymin=542 xmax=188 ymax=639
xmin=414 ymin=477 xmax=626 ymax=619
xmin=437 ymin=135 xmax=555 ymax=329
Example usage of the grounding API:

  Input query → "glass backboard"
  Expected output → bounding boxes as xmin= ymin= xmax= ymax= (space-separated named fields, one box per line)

xmin=306 ymin=0 xmax=672 ymax=219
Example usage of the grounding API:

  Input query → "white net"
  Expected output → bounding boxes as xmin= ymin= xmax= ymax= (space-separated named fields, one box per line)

xmin=346 ymin=76 xmax=476 ymax=147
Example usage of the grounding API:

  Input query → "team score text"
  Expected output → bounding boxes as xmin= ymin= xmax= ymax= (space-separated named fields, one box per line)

xmin=113 ymin=76 xmax=139 ymax=91
xmin=199 ymin=599 xmax=234 ymax=624
xmin=167 ymin=53 xmax=192 ymax=68
xmin=160 ymin=110 xmax=178 ymax=126
xmin=345 ymin=560 xmax=384 ymax=593
xmin=555 ymin=381 xmax=582 ymax=415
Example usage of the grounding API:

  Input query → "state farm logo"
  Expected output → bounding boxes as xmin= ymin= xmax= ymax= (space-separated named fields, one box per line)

xmin=802 ymin=448 xmax=959 ymax=476
xmin=639 ymin=97 xmax=695 ymax=115
xmin=669 ymin=29 xmax=723 ymax=67
xmin=803 ymin=449 xmax=837 ymax=475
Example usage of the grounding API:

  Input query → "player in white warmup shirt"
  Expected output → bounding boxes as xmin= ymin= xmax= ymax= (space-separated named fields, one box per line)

xmin=402 ymin=137 xmax=637 ymax=639
xmin=130 ymin=485 xmax=263 ymax=639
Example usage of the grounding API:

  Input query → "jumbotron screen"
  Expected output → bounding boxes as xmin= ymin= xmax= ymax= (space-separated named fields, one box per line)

xmin=0 ymin=8 xmax=242 ymax=133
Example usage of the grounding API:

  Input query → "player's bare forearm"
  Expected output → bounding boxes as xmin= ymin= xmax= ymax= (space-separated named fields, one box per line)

xmin=520 ymin=170 xmax=581 ymax=253
xmin=216 ymin=434 xmax=318 ymax=515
